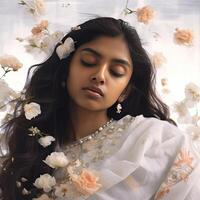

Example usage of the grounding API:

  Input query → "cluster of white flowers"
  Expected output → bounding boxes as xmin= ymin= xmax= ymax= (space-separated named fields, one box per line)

xmin=173 ymin=82 xmax=200 ymax=154
xmin=16 ymin=20 xmax=65 ymax=55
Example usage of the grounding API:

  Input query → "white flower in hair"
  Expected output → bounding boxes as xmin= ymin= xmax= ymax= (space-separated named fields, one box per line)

xmin=33 ymin=174 xmax=56 ymax=192
xmin=43 ymin=152 xmax=69 ymax=168
xmin=56 ymin=37 xmax=75 ymax=60
xmin=38 ymin=136 xmax=55 ymax=147
xmin=24 ymin=102 xmax=41 ymax=120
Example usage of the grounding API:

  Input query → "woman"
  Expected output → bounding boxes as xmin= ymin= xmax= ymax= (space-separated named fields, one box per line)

xmin=0 ymin=17 xmax=199 ymax=200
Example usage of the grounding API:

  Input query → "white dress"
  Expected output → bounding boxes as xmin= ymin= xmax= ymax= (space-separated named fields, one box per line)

xmin=1 ymin=115 xmax=200 ymax=200
xmin=52 ymin=115 xmax=200 ymax=200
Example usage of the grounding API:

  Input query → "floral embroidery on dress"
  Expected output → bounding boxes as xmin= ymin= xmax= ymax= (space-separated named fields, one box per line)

xmin=154 ymin=148 xmax=194 ymax=200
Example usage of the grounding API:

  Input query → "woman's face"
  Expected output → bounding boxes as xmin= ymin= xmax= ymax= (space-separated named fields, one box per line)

xmin=67 ymin=36 xmax=133 ymax=112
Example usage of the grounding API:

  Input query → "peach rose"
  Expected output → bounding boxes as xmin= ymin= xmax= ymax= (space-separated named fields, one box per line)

xmin=31 ymin=20 xmax=48 ymax=35
xmin=174 ymin=28 xmax=193 ymax=46
xmin=0 ymin=55 xmax=22 ymax=71
xmin=136 ymin=6 xmax=155 ymax=24
xmin=71 ymin=169 xmax=102 ymax=195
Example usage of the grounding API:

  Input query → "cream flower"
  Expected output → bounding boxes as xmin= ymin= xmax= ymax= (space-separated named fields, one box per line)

xmin=0 ymin=54 xmax=22 ymax=71
xmin=56 ymin=37 xmax=75 ymax=60
xmin=185 ymin=82 xmax=200 ymax=106
xmin=43 ymin=152 xmax=69 ymax=168
xmin=34 ymin=0 xmax=46 ymax=15
xmin=33 ymin=174 xmax=56 ymax=192
xmin=71 ymin=169 xmax=102 ymax=195
xmin=38 ymin=136 xmax=55 ymax=147
xmin=20 ymin=0 xmax=46 ymax=16
xmin=24 ymin=102 xmax=41 ymax=120
xmin=136 ymin=6 xmax=155 ymax=24
xmin=174 ymin=28 xmax=193 ymax=46
xmin=41 ymin=31 xmax=64 ymax=54
xmin=33 ymin=194 xmax=52 ymax=200
xmin=151 ymin=52 xmax=167 ymax=68
xmin=55 ymin=183 xmax=68 ymax=197
xmin=173 ymin=101 xmax=192 ymax=124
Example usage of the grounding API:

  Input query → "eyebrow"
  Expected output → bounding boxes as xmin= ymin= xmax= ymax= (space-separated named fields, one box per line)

xmin=81 ymin=48 xmax=131 ymax=68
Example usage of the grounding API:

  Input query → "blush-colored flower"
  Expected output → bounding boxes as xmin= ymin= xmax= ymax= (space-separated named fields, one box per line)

xmin=0 ymin=55 xmax=22 ymax=71
xmin=136 ymin=6 xmax=155 ymax=24
xmin=151 ymin=52 xmax=167 ymax=68
xmin=31 ymin=20 xmax=48 ymax=35
xmin=24 ymin=102 xmax=41 ymax=120
xmin=54 ymin=183 xmax=68 ymax=197
xmin=38 ymin=136 xmax=55 ymax=147
xmin=174 ymin=28 xmax=193 ymax=46
xmin=43 ymin=152 xmax=69 ymax=168
xmin=33 ymin=194 xmax=52 ymax=200
xmin=71 ymin=169 xmax=102 ymax=195
xmin=33 ymin=174 xmax=56 ymax=192
xmin=56 ymin=37 xmax=75 ymax=60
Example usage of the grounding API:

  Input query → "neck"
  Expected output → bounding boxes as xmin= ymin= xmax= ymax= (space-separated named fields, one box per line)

xmin=69 ymin=105 xmax=110 ymax=140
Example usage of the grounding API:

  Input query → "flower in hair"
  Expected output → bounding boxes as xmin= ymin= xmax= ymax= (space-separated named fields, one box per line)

xmin=24 ymin=102 xmax=41 ymax=120
xmin=71 ymin=26 xmax=81 ymax=31
xmin=38 ymin=135 xmax=55 ymax=147
xmin=43 ymin=152 xmax=69 ymax=168
xmin=33 ymin=173 xmax=56 ymax=192
xmin=56 ymin=37 xmax=75 ymax=60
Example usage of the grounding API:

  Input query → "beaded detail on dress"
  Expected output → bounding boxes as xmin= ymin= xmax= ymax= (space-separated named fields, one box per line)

xmin=52 ymin=115 xmax=135 ymax=200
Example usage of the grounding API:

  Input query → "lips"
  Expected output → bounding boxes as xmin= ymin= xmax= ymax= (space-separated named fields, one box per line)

xmin=83 ymin=86 xmax=104 ymax=96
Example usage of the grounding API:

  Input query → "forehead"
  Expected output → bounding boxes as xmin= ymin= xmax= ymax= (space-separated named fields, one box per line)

xmin=77 ymin=36 xmax=132 ymax=65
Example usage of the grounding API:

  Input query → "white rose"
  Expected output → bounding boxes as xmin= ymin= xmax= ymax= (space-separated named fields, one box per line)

xmin=33 ymin=174 xmax=56 ymax=192
xmin=38 ymin=136 xmax=55 ymax=147
xmin=43 ymin=152 xmax=69 ymax=168
xmin=24 ymin=102 xmax=41 ymax=120
xmin=56 ymin=37 xmax=75 ymax=60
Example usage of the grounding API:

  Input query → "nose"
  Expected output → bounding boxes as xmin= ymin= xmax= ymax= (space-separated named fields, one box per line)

xmin=90 ymin=64 xmax=107 ymax=85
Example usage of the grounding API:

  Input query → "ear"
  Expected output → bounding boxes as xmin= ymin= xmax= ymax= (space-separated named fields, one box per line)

xmin=118 ymin=84 xmax=132 ymax=102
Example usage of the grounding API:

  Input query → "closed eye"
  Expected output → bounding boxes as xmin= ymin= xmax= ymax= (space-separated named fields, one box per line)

xmin=81 ymin=60 xmax=96 ymax=67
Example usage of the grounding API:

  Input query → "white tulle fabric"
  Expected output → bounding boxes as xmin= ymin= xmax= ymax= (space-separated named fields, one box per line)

xmin=54 ymin=115 xmax=200 ymax=200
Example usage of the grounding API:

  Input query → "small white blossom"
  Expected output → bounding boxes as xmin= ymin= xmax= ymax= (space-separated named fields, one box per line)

xmin=38 ymin=136 xmax=55 ymax=147
xmin=43 ymin=152 xmax=69 ymax=168
xmin=185 ymin=82 xmax=200 ymax=106
xmin=24 ymin=102 xmax=41 ymax=120
xmin=22 ymin=188 xmax=30 ymax=195
xmin=56 ymin=37 xmax=75 ymax=60
xmin=55 ymin=183 xmax=68 ymax=197
xmin=33 ymin=174 xmax=56 ymax=192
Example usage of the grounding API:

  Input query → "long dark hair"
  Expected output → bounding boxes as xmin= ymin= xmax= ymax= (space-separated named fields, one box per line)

xmin=0 ymin=17 xmax=174 ymax=200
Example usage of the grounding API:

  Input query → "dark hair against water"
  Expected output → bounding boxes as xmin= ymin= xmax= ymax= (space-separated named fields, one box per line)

xmin=0 ymin=17 xmax=175 ymax=200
